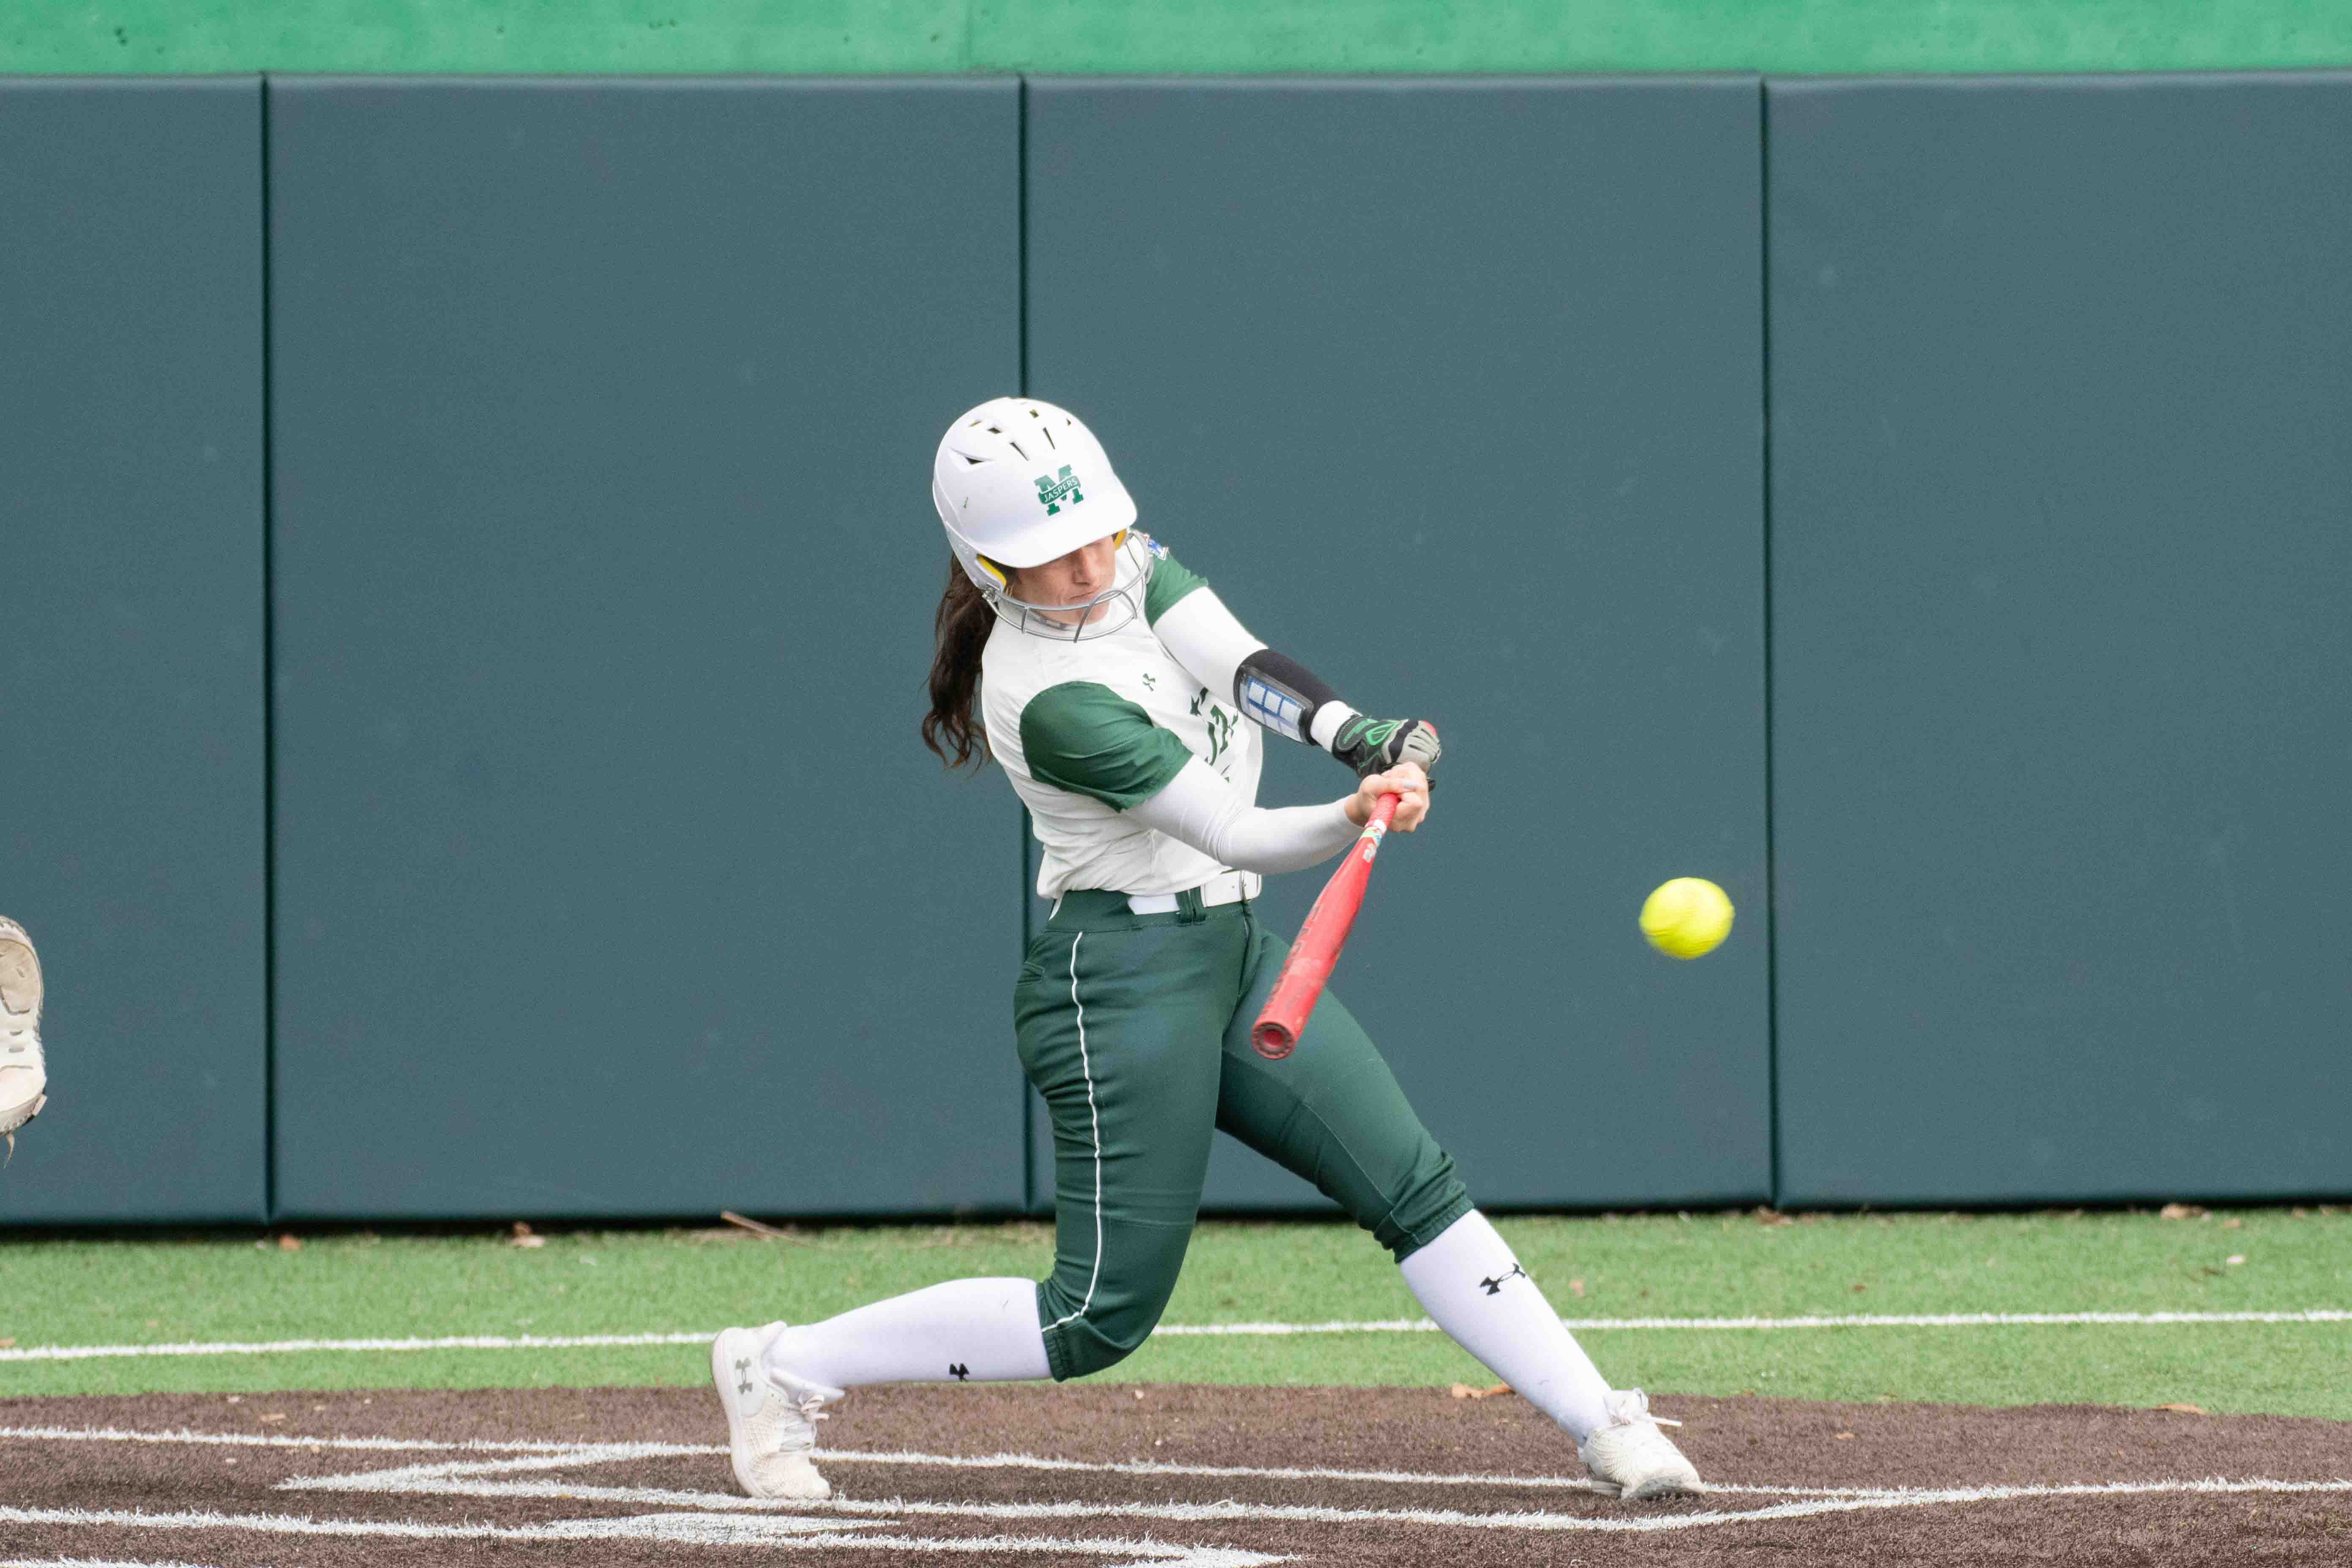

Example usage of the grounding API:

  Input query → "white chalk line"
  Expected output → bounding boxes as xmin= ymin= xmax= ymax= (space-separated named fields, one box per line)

xmin=1 ymin=1559 xmax=248 ymax=1568
xmin=0 ymin=1425 xmax=1999 ymax=1501
xmin=1174 ymin=1310 xmax=2352 ymax=1333
xmin=20 ymin=1482 xmax=2352 ymax=1550
xmin=3 ymin=1426 xmax=1615 ymax=1494
xmin=0 ymin=1425 xmax=1677 ymax=1495
xmin=0 ymin=1425 xmax=590 ymax=1454
xmin=0 ymin=1331 xmax=716 ymax=1362
xmin=5 ymin=1309 xmax=2346 ymax=1362
xmin=8 ymin=1426 xmax=2349 ymax=1544
xmin=267 ymin=1445 xmax=2352 ymax=1536
xmin=0 ymin=1507 xmax=1277 ymax=1565
xmin=14 ymin=1425 xmax=2351 ymax=1507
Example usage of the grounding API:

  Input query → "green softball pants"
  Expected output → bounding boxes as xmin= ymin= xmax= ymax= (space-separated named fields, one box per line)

xmin=1015 ymin=887 xmax=1473 ymax=1381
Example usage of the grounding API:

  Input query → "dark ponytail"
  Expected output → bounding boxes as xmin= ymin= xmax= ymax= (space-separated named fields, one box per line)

xmin=922 ymin=557 xmax=996 ymax=768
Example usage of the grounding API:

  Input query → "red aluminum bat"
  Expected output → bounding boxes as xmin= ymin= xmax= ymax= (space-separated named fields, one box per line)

xmin=1250 ymin=792 xmax=1400 ymax=1059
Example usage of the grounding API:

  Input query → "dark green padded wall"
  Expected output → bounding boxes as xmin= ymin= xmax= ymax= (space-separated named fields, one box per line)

xmin=18 ymin=70 xmax=2344 ymax=1226
xmin=1026 ymin=79 xmax=1772 ymax=1211
xmin=267 ymin=77 xmax=1024 ymax=1219
xmin=0 ymin=79 xmax=268 ymax=1222
xmin=1768 ymin=74 xmax=2352 ymax=1204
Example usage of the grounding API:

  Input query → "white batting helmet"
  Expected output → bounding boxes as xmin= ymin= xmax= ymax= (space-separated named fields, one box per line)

xmin=932 ymin=397 xmax=1146 ymax=640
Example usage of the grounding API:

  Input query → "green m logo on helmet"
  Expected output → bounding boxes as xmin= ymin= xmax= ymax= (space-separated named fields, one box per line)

xmin=1034 ymin=466 xmax=1084 ymax=516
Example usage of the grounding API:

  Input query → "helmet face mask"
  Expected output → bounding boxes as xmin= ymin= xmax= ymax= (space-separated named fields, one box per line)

xmin=983 ymin=531 xmax=1151 ymax=642
xmin=933 ymin=397 xmax=1145 ymax=642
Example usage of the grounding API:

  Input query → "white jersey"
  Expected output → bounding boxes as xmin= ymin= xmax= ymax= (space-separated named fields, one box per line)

xmin=980 ymin=537 xmax=1263 ymax=899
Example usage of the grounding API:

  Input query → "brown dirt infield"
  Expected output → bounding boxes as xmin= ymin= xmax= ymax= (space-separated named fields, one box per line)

xmin=3 ymin=1383 xmax=2348 ymax=1565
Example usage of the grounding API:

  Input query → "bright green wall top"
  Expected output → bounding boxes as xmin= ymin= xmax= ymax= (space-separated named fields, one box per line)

xmin=7 ymin=0 xmax=2351 ymax=75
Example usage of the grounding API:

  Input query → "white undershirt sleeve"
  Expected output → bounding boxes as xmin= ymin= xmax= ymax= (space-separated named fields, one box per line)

xmin=1154 ymin=586 xmax=1364 ymax=749
xmin=1150 ymin=587 xmax=1264 ymax=705
xmin=1125 ymin=757 xmax=1360 ymax=875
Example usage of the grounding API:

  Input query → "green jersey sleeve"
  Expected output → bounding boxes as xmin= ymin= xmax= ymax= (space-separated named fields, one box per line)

xmin=1142 ymin=540 xmax=1207 ymax=626
xmin=1019 ymin=681 xmax=1194 ymax=810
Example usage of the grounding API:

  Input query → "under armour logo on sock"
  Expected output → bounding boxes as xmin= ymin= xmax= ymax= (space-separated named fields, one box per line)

xmin=733 ymin=1356 xmax=755 ymax=1395
xmin=949 ymin=1363 xmax=970 ymax=1381
xmin=1478 ymin=1264 xmax=1529 ymax=1296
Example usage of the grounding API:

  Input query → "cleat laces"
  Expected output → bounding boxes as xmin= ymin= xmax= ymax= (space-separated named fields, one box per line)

xmin=1608 ymin=1388 xmax=1681 ymax=1429
xmin=780 ymin=1391 xmax=831 ymax=1452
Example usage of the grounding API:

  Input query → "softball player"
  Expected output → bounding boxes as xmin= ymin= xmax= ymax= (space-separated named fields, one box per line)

xmin=0 ymin=917 xmax=44 ymax=1160
xmin=712 ymin=399 xmax=1699 ymax=1503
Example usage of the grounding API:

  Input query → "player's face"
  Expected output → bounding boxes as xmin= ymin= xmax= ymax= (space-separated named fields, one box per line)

xmin=1008 ymin=534 xmax=1121 ymax=625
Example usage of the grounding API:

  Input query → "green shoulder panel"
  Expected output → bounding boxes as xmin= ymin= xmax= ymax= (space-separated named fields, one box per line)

xmin=1019 ymin=681 xmax=1194 ymax=810
xmin=1141 ymin=538 xmax=1207 ymax=626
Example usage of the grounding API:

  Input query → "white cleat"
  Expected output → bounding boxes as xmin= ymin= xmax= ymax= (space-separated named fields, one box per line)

xmin=1578 ymin=1388 xmax=1701 ymax=1501
xmin=711 ymin=1321 xmax=844 ymax=1500
xmin=0 ymin=917 xmax=45 ymax=1157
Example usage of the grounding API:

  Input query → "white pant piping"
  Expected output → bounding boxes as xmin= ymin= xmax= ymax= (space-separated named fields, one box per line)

xmin=1044 ymin=931 xmax=1103 ymax=1332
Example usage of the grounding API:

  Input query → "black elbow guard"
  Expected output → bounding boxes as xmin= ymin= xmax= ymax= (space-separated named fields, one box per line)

xmin=1235 ymin=648 xmax=1345 ymax=746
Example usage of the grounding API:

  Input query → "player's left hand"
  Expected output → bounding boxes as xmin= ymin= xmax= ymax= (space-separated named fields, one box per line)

xmin=1345 ymin=761 xmax=1430 ymax=832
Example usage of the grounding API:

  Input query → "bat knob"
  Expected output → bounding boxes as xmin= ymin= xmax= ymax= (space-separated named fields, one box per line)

xmin=1251 ymin=1021 xmax=1297 ymax=1060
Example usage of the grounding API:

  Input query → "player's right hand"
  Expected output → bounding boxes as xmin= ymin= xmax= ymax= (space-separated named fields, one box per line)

xmin=1345 ymin=762 xmax=1430 ymax=832
xmin=1332 ymin=716 xmax=1442 ymax=785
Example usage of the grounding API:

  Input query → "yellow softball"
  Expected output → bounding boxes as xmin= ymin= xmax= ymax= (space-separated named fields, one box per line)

xmin=1640 ymin=877 xmax=1734 ymax=959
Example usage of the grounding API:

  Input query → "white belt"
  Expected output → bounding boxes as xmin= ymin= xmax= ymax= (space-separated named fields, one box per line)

xmin=1054 ymin=869 xmax=1260 ymax=919
xmin=1125 ymin=869 xmax=1259 ymax=915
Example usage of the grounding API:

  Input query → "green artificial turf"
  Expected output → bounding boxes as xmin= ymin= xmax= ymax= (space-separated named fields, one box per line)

xmin=11 ymin=0 xmax=2352 ymax=76
xmin=4 ymin=1207 xmax=2348 ymax=1418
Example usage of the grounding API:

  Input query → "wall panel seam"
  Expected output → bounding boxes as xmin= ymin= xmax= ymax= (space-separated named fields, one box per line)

xmin=259 ymin=72 xmax=280 ymax=1224
xmin=1756 ymin=76 xmax=1780 ymax=1209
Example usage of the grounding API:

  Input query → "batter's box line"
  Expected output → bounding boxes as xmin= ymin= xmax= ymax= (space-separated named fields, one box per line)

xmin=0 ymin=1426 xmax=1618 ymax=1496
xmin=0 ymin=1507 xmax=1280 ymax=1566
xmin=12 ymin=1426 xmax=2349 ymax=1514
xmin=0 ymin=1425 xmax=589 ymax=1455
xmin=257 ymin=1444 xmax=2352 ymax=1536
xmin=0 ymin=1424 xmax=2033 ymax=1502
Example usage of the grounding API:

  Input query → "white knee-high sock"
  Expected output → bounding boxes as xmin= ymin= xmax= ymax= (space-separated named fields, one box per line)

xmin=1399 ymin=1210 xmax=1614 ymax=1439
xmin=763 ymin=1277 xmax=1051 ymax=1388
